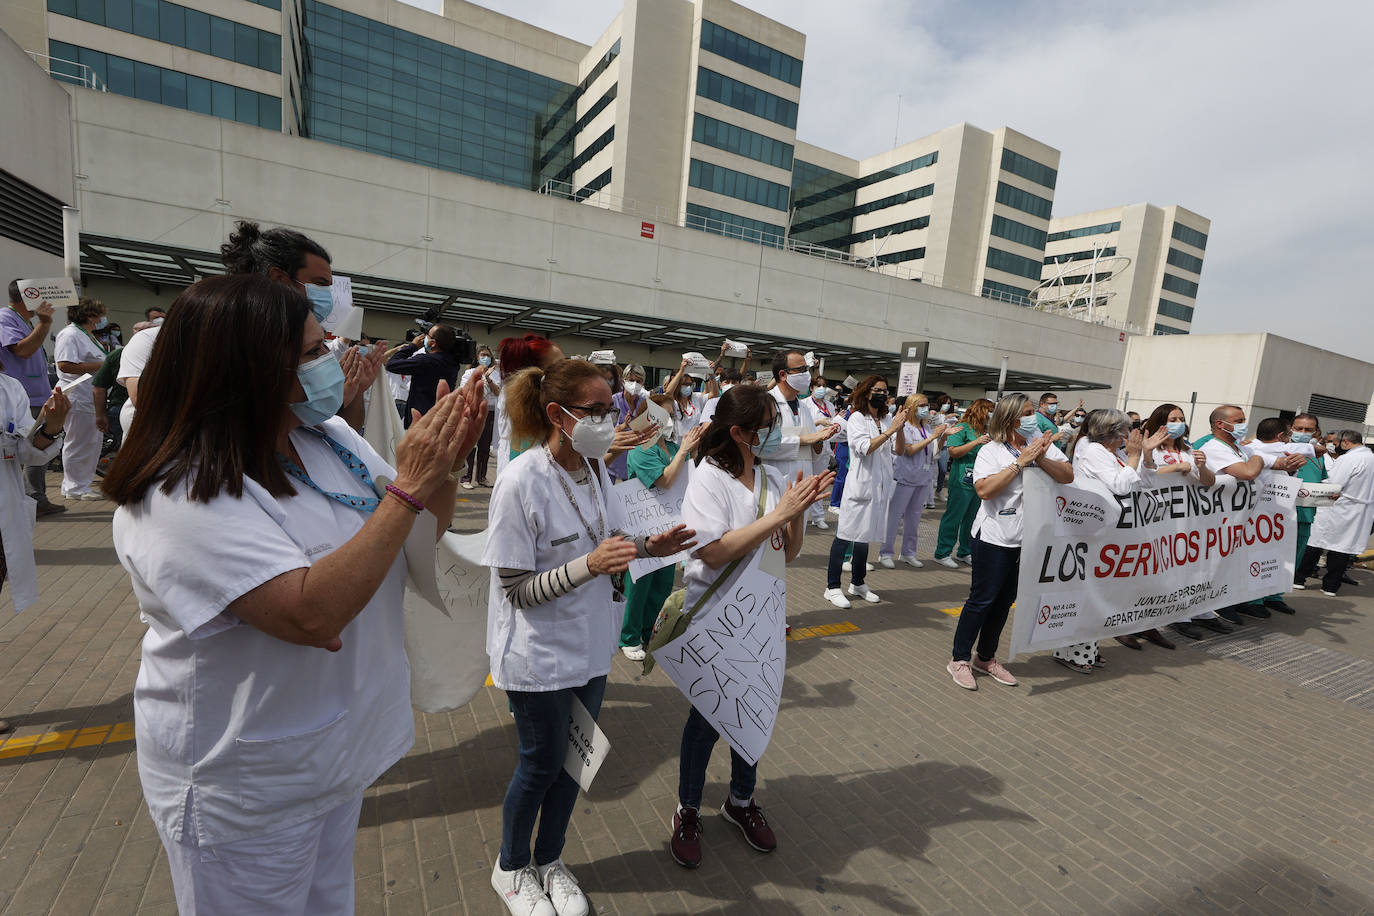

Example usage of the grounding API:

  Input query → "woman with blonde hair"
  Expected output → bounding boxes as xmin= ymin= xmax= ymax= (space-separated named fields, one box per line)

xmin=934 ymin=398 xmax=993 ymax=567
xmin=878 ymin=393 xmax=946 ymax=568
xmin=947 ymin=394 xmax=1073 ymax=691
xmin=484 ymin=359 xmax=696 ymax=916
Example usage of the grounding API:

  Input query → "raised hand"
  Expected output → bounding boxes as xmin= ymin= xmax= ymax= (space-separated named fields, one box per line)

xmin=648 ymin=524 xmax=698 ymax=558
xmin=38 ymin=386 xmax=71 ymax=430
xmin=35 ymin=301 xmax=55 ymax=322
xmin=931 ymin=423 xmax=949 ymax=439
xmin=1144 ymin=426 xmax=1171 ymax=452
xmin=588 ymin=536 xmax=637 ymax=576
xmin=1193 ymin=449 xmax=1208 ymax=470
xmin=1125 ymin=428 xmax=1144 ymax=458
xmin=681 ymin=422 xmax=708 ymax=454
xmin=891 ymin=407 xmax=910 ymax=428
xmin=605 ymin=418 xmax=658 ymax=461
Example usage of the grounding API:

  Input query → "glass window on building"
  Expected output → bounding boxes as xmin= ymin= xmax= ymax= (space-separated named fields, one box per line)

xmin=985 ymin=247 xmax=1044 ymax=281
xmin=994 ymin=182 xmax=1052 ymax=220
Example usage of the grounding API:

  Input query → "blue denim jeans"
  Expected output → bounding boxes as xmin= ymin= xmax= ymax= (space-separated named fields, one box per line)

xmin=951 ymin=536 xmax=1019 ymax=662
xmin=678 ymin=706 xmax=756 ymax=809
xmin=499 ymin=676 xmax=607 ymax=870
xmin=830 ymin=442 xmax=850 ymax=507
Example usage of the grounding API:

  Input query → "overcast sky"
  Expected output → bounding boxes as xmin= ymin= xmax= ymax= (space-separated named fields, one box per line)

xmin=407 ymin=0 xmax=1371 ymax=360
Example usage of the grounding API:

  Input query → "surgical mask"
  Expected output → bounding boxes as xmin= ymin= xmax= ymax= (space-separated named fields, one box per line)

xmin=422 ymin=339 xmax=434 ymax=353
xmin=151 ymin=316 xmax=164 ymax=326
xmin=1167 ymin=421 xmax=1187 ymax=438
xmin=302 ymin=284 xmax=333 ymax=322
xmin=679 ymin=384 xmax=693 ymax=397
xmin=356 ymin=345 xmax=370 ymax=357
xmin=752 ymin=424 xmax=783 ymax=457
xmin=623 ymin=380 xmax=643 ymax=398
xmin=95 ymin=316 xmax=108 ymax=330
xmin=1018 ymin=415 xmax=1041 ymax=439
xmin=291 ymin=352 xmax=346 ymax=426
xmin=560 ymin=406 xmax=618 ymax=459
xmin=479 ymin=355 xmax=492 ymax=367
xmin=785 ymin=370 xmax=811 ymax=395
xmin=1290 ymin=432 xmax=1312 ymax=444
xmin=1044 ymin=403 xmax=1058 ymax=415
xmin=720 ymin=383 xmax=734 ymax=394
xmin=812 ymin=387 xmax=829 ymax=399
xmin=1226 ymin=421 xmax=1248 ymax=440
xmin=916 ymin=406 xmax=930 ymax=419
xmin=887 ymin=404 xmax=897 ymax=416
xmin=1071 ymin=416 xmax=1084 ymax=427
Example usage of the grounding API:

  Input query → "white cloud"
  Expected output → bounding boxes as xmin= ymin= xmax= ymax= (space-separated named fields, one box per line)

xmin=409 ymin=0 xmax=1374 ymax=359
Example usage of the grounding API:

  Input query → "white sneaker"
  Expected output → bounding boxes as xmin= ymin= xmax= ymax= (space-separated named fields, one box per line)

xmin=878 ymin=556 xmax=895 ymax=569
xmin=492 ymin=863 xmax=555 ymax=916
xmin=866 ymin=562 xmax=875 ymax=572
xmin=812 ymin=518 xmax=830 ymax=530
xmin=841 ymin=560 xmax=853 ymax=572
xmin=901 ymin=556 xmax=924 ymax=569
xmin=956 ymin=554 xmax=973 ymax=565
xmin=847 ymin=584 xmax=880 ymax=603
xmin=1292 ymin=582 xmax=1306 ymax=590
xmin=620 ymin=644 xmax=646 ymax=662
xmin=822 ymin=588 xmax=851 ymax=609
xmin=539 ymin=859 xmax=589 ymax=916
xmin=1321 ymin=590 xmax=1337 ymax=597
xmin=826 ymin=505 xmax=839 ymax=518
xmin=935 ymin=557 xmax=960 ymax=569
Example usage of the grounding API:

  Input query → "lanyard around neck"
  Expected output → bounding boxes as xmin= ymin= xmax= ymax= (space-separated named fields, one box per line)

xmin=278 ymin=427 xmax=381 ymax=512
xmin=79 ymin=325 xmax=109 ymax=355
xmin=543 ymin=444 xmax=607 ymax=544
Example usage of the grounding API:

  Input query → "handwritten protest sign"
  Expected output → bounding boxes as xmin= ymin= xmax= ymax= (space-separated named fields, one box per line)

xmin=654 ymin=556 xmax=786 ymax=765
xmin=613 ymin=465 xmax=691 ymax=579
xmin=1009 ymin=471 xmax=1298 ymax=659
xmin=401 ymin=528 xmax=492 ymax=712
xmin=562 ymin=697 xmax=611 ymax=792
xmin=319 ymin=276 xmax=361 ymax=337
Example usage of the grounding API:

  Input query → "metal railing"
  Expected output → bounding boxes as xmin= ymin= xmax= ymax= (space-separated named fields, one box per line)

xmin=538 ymin=178 xmax=1142 ymax=335
xmin=27 ymin=51 xmax=107 ymax=92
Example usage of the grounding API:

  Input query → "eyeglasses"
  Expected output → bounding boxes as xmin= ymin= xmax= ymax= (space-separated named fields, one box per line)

xmin=563 ymin=403 xmax=614 ymax=422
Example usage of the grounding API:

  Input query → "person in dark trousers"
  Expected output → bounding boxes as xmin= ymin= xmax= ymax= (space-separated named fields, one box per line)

xmin=386 ymin=324 xmax=463 ymax=427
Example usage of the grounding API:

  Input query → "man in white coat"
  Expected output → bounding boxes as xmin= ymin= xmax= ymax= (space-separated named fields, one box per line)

xmin=760 ymin=350 xmax=839 ymax=491
xmin=1296 ymin=430 xmax=1374 ymax=595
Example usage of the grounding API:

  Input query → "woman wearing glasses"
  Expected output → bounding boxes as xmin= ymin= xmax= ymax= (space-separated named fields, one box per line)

xmin=484 ymin=359 xmax=696 ymax=916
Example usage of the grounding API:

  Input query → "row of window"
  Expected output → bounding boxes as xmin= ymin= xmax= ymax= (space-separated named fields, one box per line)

xmin=574 ymin=168 xmax=612 ymax=200
xmin=1160 ymin=272 xmax=1200 ymax=298
xmin=1047 ymin=221 xmax=1120 ymax=242
xmin=688 ymin=159 xmax=791 ymax=211
xmin=49 ymin=39 xmax=280 ymax=129
xmin=1165 ymin=246 xmax=1204 ymax=275
xmin=985 ymin=246 xmax=1044 ymax=281
xmin=1171 ymin=221 xmax=1208 ymax=250
xmin=1157 ymin=298 xmax=1195 ymax=322
xmin=555 ymin=126 xmax=613 ymax=184
xmin=876 ymin=247 xmax=926 ymax=265
xmin=696 ymin=67 xmax=798 ymax=130
xmin=1153 ymin=324 xmax=1187 ymax=335
xmin=790 ymin=182 xmax=934 ymax=235
xmin=829 ymin=215 xmax=930 ymax=250
xmin=542 ymin=38 xmax=620 ymax=138
xmin=994 ymin=182 xmax=1052 ymax=220
xmin=787 ymin=161 xmax=856 ymax=247
xmin=699 ymin=19 xmax=802 ymax=87
xmin=1000 ymin=148 xmax=1057 ymax=190
xmin=1044 ymin=246 xmax=1117 ymax=265
xmin=48 ymin=0 xmax=280 ymax=74
xmin=982 ymin=280 xmax=1032 ymax=305
xmin=692 ymin=113 xmax=794 ymax=171
xmin=990 ymin=214 xmax=1046 ymax=251
xmin=540 ymin=84 xmax=615 ymax=170
xmin=1057 ymin=271 xmax=1114 ymax=286
xmin=790 ymin=151 xmax=938 ymax=211
xmin=685 ymin=203 xmax=786 ymax=248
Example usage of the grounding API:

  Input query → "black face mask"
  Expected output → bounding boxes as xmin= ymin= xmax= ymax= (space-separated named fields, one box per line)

xmin=869 ymin=391 xmax=889 ymax=411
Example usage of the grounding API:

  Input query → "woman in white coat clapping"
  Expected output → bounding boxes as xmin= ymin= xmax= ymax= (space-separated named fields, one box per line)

xmin=1 ymin=377 xmax=70 ymax=617
xmin=824 ymin=376 xmax=904 ymax=608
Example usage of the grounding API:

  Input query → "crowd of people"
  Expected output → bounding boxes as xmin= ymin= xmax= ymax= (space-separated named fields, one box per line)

xmin=2 ymin=219 xmax=1372 ymax=916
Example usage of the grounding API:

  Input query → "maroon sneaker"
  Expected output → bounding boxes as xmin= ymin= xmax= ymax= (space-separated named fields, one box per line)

xmin=720 ymin=799 xmax=777 ymax=852
xmin=671 ymin=807 xmax=702 ymax=868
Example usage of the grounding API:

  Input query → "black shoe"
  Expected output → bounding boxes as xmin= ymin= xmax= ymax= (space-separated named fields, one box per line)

xmin=1236 ymin=603 xmax=1270 ymax=619
xmin=1264 ymin=599 xmax=1296 ymax=615
xmin=1216 ymin=607 xmax=1243 ymax=625
xmin=1197 ymin=617 xmax=1235 ymax=634
xmin=1170 ymin=622 xmax=1205 ymax=640
xmin=1341 ymin=575 xmax=1358 ymax=586
xmin=35 ymin=502 xmax=67 ymax=518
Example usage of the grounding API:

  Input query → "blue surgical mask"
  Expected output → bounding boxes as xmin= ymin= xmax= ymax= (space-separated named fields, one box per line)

xmin=1167 ymin=421 xmax=1187 ymax=439
xmin=356 ymin=344 xmax=370 ymax=357
xmin=1018 ymin=415 xmax=1041 ymax=439
xmin=1226 ymin=421 xmax=1248 ymax=440
xmin=887 ymin=403 xmax=897 ymax=416
xmin=1290 ymin=432 xmax=1312 ymax=444
xmin=752 ymin=424 xmax=783 ymax=458
xmin=916 ymin=406 xmax=930 ymax=418
xmin=479 ymin=355 xmax=492 ymax=367
xmin=680 ymin=384 xmax=693 ymax=397
xmin=1044 ymin=403 xmax=1058 ymax=415
xmin=302 ymin=284 xmax=333 ymax=322
xmin=95 ymin=316 xmax=109 ymax=330
xmin=291 ymin=352 xmax=346 ymax=426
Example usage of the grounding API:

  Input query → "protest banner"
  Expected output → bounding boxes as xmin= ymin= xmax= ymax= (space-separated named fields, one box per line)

xmin=402 ymin=528 xmax=493 ymax=712
xmin=612 ymin=465 xmax=691 ymax=579
xmin=1009 ymin=471 xmax=1298 ymax=659
xmin=653 ymin=555 xmax=786 ymax=765
xmin=563 ymin=697 xmax=611 ymax=792
xmin=17 ymin=277 xmax=79 ymax=307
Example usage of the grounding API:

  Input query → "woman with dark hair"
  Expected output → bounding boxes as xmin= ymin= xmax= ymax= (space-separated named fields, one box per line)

xmin=669 ymin=385 xmax=832 ymax=870
xmin=608 ymin=362 xmax=650 ymax=482
xmin=934 ymin=398 xmax=993 ymax=567
xmin=386 ymin=324 xmax=464 ymax=427
xmin=947 ymin=394 xmax=1073 ymax=691
xmin=458 ymin=344 xmax=501 ymax=487
xmin=103 ymin=274 xmax=487 ymax=914
xmin=494 ymin=333 xmax=564 ymax=478
xmin=484 ymin=359 xmax=695 ymax=916
xmin=54 ymin=296 xmax=108 ymax=499
xmin=823 ymin=375 xmax=906 ymax=609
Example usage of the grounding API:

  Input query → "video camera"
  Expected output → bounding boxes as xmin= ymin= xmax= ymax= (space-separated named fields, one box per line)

xmin=414 ymin=307 xmax=478 ymax=364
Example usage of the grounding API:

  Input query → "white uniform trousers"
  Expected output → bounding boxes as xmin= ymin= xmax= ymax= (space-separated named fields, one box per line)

xmin=60 ymin=406 xmax=101 ymax=497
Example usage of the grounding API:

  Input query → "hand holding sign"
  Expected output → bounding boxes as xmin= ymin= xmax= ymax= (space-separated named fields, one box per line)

xmin=38 ymin=386 xmax=71 ymax=431
xmin=648 ymin=523 xmax=697 ymax=558
xmin=34 ymin=301 xmax=55 ymax=323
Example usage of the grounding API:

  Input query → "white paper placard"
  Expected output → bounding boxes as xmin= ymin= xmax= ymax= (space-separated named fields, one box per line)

xmin=722 ymin=338 xmax=749 ymax=358
xmin=58 ymin=372 xmax=93 ymax=391
xmin=563 ymin=697 xmax=611 ymax=792
xmin=17 ymin=277 xmax=79 ymax=307
xmin=612 ymin=463 xmax=692 ymax=579
xmin=896 ymin=360 xmax=921 ymax=397
xmin=319 ymin=276 xmax=360 ymax=336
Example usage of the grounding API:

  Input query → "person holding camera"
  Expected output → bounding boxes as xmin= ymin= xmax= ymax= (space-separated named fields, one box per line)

xmin=386 ymin=324 xmax=467 ymax=427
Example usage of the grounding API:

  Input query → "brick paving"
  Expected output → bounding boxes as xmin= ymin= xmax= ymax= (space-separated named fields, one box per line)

xmin=1 ymin=473 xmax=1371 ymax=914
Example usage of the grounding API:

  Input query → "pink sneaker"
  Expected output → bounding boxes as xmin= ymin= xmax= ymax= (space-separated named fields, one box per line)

xmin=946 ymin=659 xmax=977 ymax=690
xmin=972 ymin=654 xmax=1018 ymax=686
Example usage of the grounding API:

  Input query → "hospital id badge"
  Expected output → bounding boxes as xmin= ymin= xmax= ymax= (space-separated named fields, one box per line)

xmin=962 ymin=468 xmax=974 ymax=485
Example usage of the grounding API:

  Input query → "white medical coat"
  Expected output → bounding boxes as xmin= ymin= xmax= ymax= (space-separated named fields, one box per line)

xmin=837 ymin=411 xmax=895 ymax=543
xmin=1 ymin=375 xmax=63 ymax=613
xmin=1310 ymin=446 xmax=1374 ymax=556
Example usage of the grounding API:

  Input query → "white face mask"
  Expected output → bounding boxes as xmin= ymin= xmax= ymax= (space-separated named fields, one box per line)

xmin=623 ymin=380 xmax=643 ymax=398
xmin=559 ymin=406 xmax=617 ymax=458
xmin=785 ymin=370 xmax=811 ymax=394
xmin=720 ymin=383 xmax=734 ymax=394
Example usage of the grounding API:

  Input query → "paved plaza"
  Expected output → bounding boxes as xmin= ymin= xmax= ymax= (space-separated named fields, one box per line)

xmin=0 ymin=474 xmax=1371 ymax=915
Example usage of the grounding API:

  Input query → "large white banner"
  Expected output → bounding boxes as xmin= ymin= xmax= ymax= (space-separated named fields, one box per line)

xmin=612 ymin=464 xmax=691 ymax=580
xmin=653 ymin=556 xmax=786 ymax=765
xmin=1009 ymin=471 xmax=1299 ymax=659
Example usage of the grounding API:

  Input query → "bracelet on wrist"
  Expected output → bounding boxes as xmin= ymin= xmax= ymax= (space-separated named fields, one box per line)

xmin=384 ymin=484 xmax=425 ymax=514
